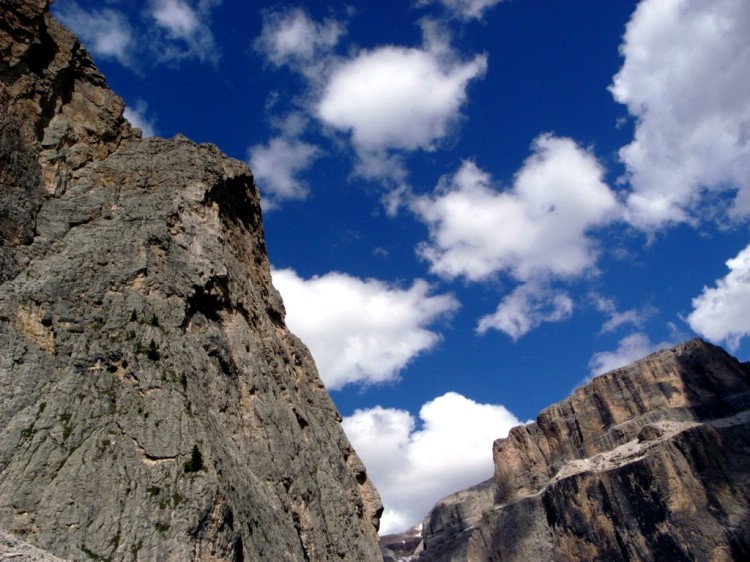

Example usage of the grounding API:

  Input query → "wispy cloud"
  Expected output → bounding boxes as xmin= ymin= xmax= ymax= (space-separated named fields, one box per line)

xmin=55 ymin=3 xmax=134 ymax=67
xmin=255 ymin=7 xmax=344 ymax=70
xmin=588 ymin=332 xmax=671 ymax=378
xmin=147 ymin=0 xmax=221 ymax=64
xmin=591 ymin=293 xmax=655 ymax=334
xmin=54 ymin=0 xmax=221 ymax=69
xmin=477 ymin=282 xmax=573 ymax=339
xmin=416 ymin=0 xmax=505 ymax=21
xmin=249 ymin=137 xmax=321 ymax=209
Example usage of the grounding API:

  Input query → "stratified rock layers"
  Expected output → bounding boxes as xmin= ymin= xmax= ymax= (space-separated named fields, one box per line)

xmin=0 ymin=2 xmax=382 ymax=560
xmin=416 ymin=339 xmax=750 ymax=561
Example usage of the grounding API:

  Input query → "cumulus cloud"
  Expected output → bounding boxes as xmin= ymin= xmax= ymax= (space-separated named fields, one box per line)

xmin=688 ymin=244 xmax=750 ymax=350
xmin=342 ymin=392 xmax=521 ymax=534
xmin=588 ymin=332 xmax=671 ymax=378
xmin=255 ymin=7 xmax=343 ymax=69
xmin=612 ymin=0 xmax=750 ymax=229
xmin=476 ymin=282 xmax=573 ymax=339
xmin=317 ymin=42 xmax=486 ymax=153
xmin=55 ymin=3 xmax=134 ymax=67
xmin=271 ymin=269 xmax=459 ymax=389
xmin=417 ymin=0 xmax=504 ymax=21
xmin=147 ymin=0 xmax=220 ymax=64
xmin=255 ymin=13 xmax=487 ymax=192
xmin=414 ymin=135 xmax=618 ymax=283
xmin=249 ymin=137 xmax=321 ymax=208
xmin=124 ymin=100 xmax=157 ymax=138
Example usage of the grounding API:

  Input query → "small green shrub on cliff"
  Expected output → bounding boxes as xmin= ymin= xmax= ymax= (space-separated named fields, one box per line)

xmin=184 ymin=444 xmax=204 ymax=473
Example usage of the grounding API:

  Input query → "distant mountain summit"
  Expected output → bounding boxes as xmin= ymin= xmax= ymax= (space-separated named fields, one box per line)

xmin=402 ymin=338 xmax=750 ymax=561
xmin=0 ymin=1 xmax=382 ymax=560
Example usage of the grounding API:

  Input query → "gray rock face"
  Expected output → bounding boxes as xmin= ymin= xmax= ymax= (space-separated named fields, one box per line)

xmin=0 ymin=1 xmax=382 ymax=560
xmin=413 ymin=339 xmax=750 ymax=561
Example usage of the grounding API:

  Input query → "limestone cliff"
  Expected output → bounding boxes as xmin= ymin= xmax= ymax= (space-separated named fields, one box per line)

xmin=413 ymin=339 xmax=750 ymax=561
xmin=0 ymin=1 xmax=382 ymax=560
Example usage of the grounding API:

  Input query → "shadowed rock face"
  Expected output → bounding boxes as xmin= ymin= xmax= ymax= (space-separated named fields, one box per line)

xmin=413 ymin=339 xmax=750 ymax=561
xmin=0 ymin=2 xmax=382 ymax=561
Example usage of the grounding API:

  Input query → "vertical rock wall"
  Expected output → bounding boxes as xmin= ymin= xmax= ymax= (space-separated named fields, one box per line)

xmin=0 ymin=2 xmax=383 ymax=560
xmin=415 ymin=340 xmax=750 ymax=561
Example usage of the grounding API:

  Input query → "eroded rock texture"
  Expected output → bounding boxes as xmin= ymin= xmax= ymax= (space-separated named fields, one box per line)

xmin=415 ymin=339 xmax=750 ymax=561
xmin=0 ymin=1 xmax=382 ymax=560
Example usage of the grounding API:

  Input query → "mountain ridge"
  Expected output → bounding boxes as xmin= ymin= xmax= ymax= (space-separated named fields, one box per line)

xmin=403 ymin=338 xmax=750 ymax=561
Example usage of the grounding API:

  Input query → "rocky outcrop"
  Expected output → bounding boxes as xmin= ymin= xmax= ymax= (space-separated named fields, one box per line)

xmin=380 ymin=525 xmax=424 ymax=562
xmin=0 ymin=1 xmax=382 ymax=561
xmin=1 ymin=528 xmax=66 ymax=561
xmin=414 ymin=339 xmax=750 ymax=561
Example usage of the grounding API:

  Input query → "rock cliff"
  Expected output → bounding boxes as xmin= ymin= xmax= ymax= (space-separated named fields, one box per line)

xmin=413 ymin=339 xmax=750 ymax=561
xmin=0 ymin=1 xmax=382 ymax=560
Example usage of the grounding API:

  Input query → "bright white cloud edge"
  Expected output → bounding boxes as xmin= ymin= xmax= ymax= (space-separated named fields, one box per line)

xmin=612 ymin=0 xmax=750 ymax=230
xmin=414 ymin=134 xmax=618 ymax=284
xmin=688 ymin=244 xmax=750 ymax=350
xmin=317 ymin=43 xmax=487 ymax=153
xmin=271 ymin=268 xmax=459 ymax=390
xmin=413 ymin=134 xmax=618 ymax=338
xmin=342 ymin=391 xmax=521 ymax=535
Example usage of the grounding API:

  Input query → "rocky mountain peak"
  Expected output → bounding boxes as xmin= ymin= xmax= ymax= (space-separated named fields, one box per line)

xmin=1 ymin=1 xmax=382 ymax=560
xmin=410 ymin=338 xmax=750 ymax=561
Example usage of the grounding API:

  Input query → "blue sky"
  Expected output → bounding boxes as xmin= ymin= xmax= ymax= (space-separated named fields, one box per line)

xmin=54 ymin=0 xmax=750 ymax=534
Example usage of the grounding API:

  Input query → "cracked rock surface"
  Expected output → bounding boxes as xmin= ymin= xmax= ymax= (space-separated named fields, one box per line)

xmin=0 ymin=1 xmax=382 ymax=560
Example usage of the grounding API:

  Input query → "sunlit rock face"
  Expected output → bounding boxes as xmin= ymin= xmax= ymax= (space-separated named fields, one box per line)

xmin=0 ymin=2 xmax=382 ymax=560
xmin=412 ymin=339 xmax=750 ymax=561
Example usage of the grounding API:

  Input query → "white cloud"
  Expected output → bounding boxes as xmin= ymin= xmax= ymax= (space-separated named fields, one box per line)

xmin=55 ymin=4 xmax=134 ymax=67
xmin=147 ymin=0 xmax=220 ymax=63
xmin=342 ymin=392 xmax=521 ymax=534
xmin=249 ymin=137 xmax=320 ymax=208
xmin=591 ymin=293 xmax=654 ymax=334
xmin=255 ymin=7 xmax=343 ymax=69
xmin=255 ymin=14 xmax=486 ymax=191
xmin=611 ymin=0 xmax=750 ymax=229
xmin=588 ymin=332 xmax=671 ymax=378
xmin=151 ymin=0 xmax=198 ymax=36
xmin=687 ymin=244 xmax=750 ymax=350
xmin=124 ymin=100 xmax=157 ymax=138
xmin=476 ymin=282 xmax=573 ymax=339
xmin=417 ymin=0 xmax=504 ymax=21
xmin=271 ymin=269 xmax=459 ymax=390
xmin=55 ymin=0 xmax=221 ymax=68
xmin=317 ymin=43 xmax=486 ymax=152
xmin=414 ymin=134 xmax=619 ymax=282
